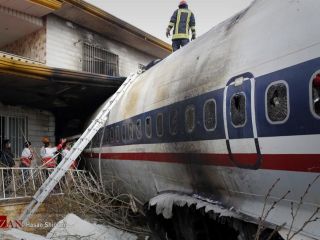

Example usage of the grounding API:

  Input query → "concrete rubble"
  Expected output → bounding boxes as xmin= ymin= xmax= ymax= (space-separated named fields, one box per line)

xmin=1 ymin=214 xmax=138 ymax=240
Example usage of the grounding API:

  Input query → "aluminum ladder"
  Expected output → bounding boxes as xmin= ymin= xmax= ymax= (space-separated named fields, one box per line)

xmin=20 ymin=71 xmax=141 ymax=224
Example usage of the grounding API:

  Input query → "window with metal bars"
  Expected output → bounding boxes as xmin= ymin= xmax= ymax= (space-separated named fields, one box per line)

xmin=83 ymin=43 xmax=119 ymax=76
xmin=0 ymin=116 xmax=28 ymax=158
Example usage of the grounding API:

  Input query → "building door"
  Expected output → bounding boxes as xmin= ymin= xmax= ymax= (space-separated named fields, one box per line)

xmin=223 ymin=73 xmax=262 ymax=169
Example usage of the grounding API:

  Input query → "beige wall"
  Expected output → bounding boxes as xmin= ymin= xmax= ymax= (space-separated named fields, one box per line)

xmin=46 ymin=15 xmax=155 ymax=76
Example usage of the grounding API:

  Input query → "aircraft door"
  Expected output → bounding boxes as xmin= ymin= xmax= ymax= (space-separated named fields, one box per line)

xmin=223 ymin=73 xmax=262 ymax=169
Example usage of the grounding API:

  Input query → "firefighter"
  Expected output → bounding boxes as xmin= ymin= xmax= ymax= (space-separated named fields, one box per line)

xmin=20 ymin=141 xmax=33 ymax=179
xmin=166 ymin=0 xmax=196 ymax=52
xmin=40 ymin=137 xmax=66 ymax=169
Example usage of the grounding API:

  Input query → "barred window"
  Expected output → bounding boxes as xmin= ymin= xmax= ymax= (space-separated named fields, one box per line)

xmin=83 ymin=43 xmax=119 ymax=76
xmin=204 ymin=99 xmax=217 ymax=131
xmin=185 ymin=105 xmax=195 ymax=133
xmin=145 ymin=117 xmax=152 ymax=138
xmin=156 ymin=113 xmax=164 ymax=137
xmin=266 ymin=82 xmax=289 ymax=123
xmin=230 ymin=93 xmax=246 ymax=127
xmin=0 ymin=116 xmax=27 ymax=158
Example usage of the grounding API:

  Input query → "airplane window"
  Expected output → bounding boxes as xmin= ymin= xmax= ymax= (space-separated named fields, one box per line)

xmin=110 ymin=127 xmax=114 ymax=143
xmin=129 ymin=123 xmax=133 ymax=140
xmin=230 ymin=93 xmax=246 ymax=127
xmin=115 ymin=126 xmax=120 ymax=142
xmin=145 ymin=116 xmax=152 ymax=138
xmin=185 ymin=105 xmax=195 ymax=133
xmin=312 ymin=73 xmax=320 ymax=116
xmin=121 ymin=124 xmax=126 ymax=142
xmin=266 ymin=82 xmax=289 ymax=123
xmin=169 ymin=110 xmax=178 ymax=135
xmin=103 ymin=127 xmax=109 ymax=145
xmin=156 ymin=113 xmax=164 ymax=137
xmin=136 ymin=119 xmax=142 ymax=140
xmin=204 ymin=99 xmax=216 ymax=131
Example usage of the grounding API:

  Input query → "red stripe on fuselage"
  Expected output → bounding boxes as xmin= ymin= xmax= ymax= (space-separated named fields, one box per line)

xmin=86 ymin=152 xmax=320 ymax=173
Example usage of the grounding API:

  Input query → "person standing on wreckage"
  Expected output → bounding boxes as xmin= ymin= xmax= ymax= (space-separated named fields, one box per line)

xmin=166 ymin=0 xmax=196 ymax=52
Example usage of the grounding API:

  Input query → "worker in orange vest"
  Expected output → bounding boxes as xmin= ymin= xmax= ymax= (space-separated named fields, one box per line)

xmin=40 ymin=137 xmax=66 ymax=168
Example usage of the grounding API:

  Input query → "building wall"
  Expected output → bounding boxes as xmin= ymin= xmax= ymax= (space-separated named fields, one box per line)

xmin=46 ymin=15 xmax=155 ymax=76
xmin=0 ymin=28 xmax=46 ymax=63
xmin=0 ymin=103 xmax=55 ymax=166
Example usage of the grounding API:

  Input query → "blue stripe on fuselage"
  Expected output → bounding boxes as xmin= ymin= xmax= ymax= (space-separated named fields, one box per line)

xmin=92 ymin=57 xmax=320 ymax=147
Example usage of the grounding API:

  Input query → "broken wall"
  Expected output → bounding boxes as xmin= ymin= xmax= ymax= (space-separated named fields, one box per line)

xmin=0 ymin=28 xmax=46 ymax=63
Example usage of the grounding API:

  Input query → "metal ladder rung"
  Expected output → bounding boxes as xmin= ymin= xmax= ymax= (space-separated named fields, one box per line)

xmin=20 ymin=72 xmax=139 ymax=224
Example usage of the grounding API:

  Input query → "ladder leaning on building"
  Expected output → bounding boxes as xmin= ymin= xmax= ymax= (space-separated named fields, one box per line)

xmin=19 ymin=71 xmax=141 ymax=224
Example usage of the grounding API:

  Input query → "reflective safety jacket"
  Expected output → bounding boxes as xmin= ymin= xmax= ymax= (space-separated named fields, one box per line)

xmin=168 ymin=5 xmax=196 ymax=40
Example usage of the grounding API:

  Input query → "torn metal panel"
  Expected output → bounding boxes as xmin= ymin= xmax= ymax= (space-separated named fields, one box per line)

xmin=148 ymin=192 xmax=241 ymax=220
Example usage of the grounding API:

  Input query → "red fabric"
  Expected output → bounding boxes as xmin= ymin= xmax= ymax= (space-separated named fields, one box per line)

xmin=314 ymin=74 xmax=320 ymax=87
xmin=42 ymin=157 xmax=56 ymax=168
xmin=56 ymin=143 xmax=63 ymax=151
xmin=21 ymin=157 xmax=31 ymax=167
xmin=70 ymin=160 xmax=77 ymax=169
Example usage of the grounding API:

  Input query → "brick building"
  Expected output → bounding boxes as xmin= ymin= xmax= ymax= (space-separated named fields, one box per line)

xmin=0 ymin=0 xmax=171 ymax=163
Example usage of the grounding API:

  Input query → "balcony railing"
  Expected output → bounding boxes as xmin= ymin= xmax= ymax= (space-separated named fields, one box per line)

xmin=0 ymin=167 xmax=100 ymax=201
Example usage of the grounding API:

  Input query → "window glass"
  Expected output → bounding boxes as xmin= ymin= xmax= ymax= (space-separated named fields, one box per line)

xmin=110 ymin=127 xmax=114 ymax=143
xmin=169 ymin=110 xmax=178 ymax=135
xmin=136 ymin=119 xmax=142 ymax=140
xmin=129 ymin=123 xmax=133 ymax=140
xmin=145 ymin=117 xmax=152 ymax=138
xmin=266 ymin=82 xmax=289 ymax=123
xmin=156 ymin=113 xmax=164 ymax=137
xmin=312 ymin=73 xmax=320 ymax=116
xmin=185 ymin=105 xmax=195 ymax=133
xmin=204 ymin=99 xmax=216 ymax=131
xmin=103 ymin=127 xmax=110 ymax=145
xmin=121 ymin=124 xmax=126 ymax=142
xmin=115 ymin=126 xmax=120 ymax=142
xmin=230 ymin=93 xmax=246 ymax=127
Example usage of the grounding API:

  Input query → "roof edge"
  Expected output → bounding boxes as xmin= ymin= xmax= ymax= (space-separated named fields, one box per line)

xmin=62 ymin=0 xmax=172 ymax=52
xmin=29 ymin=0 xmax=63 ymax=10
xmin=0 ymin=55 xmax=124 ymax=87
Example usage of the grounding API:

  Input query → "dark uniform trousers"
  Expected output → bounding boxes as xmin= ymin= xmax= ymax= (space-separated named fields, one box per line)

xmin=172 ymin=39 xmax=190 ymax=52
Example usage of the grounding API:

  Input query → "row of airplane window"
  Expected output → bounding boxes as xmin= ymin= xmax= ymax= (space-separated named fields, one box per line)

xmin=102 ymin=75 xmax=320 ymax=144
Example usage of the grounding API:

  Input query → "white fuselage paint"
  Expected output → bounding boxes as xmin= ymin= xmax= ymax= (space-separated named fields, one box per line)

xmin=86 ymin=0 xmax=320 ymax=239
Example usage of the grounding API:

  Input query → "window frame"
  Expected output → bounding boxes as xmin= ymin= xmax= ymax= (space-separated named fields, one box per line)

xmin=156 ymin=113 xmax=164 ymax=137
xmin=309 ymin=71 xmax=320 ymax=119
xmin=169 ymin=109 xmax=178 ymax=136
xmin=230 ymin=92 xmax=247 ymax=128
xmin=115 ymin=126 xmax=120 ymax=143
xmin=185 ymin=105 xmax=196 ymax=133
xmin=129 ymin=122 xmax=133 ymax=140
xmin=136 ymin=119 xmax=142 ymax=140
xmin=121 ymin=124 xmax=126 ymax=142
xmin=203 ymin=99 xmax=217 ymax=132
xmin=145 ymin=116 xmax=152 ymax=139
xmin=265 ymin=80 xmax=290 ymax=125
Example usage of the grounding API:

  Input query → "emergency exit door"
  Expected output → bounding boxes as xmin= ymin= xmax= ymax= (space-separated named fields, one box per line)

xmin=223 ymin=73 xmax=262 ymax=169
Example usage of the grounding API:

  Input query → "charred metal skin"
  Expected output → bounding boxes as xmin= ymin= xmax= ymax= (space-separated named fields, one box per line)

xmin=86 ymin=0 xmax=320 ymax=239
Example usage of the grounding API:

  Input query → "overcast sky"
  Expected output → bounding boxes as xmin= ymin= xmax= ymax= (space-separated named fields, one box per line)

xmin=85 ymin=0 xmax=253 ymax=43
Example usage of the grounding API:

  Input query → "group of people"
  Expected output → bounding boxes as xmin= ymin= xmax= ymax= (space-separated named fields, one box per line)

xmin=0 ymin=137 xmax=77 ymax=170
